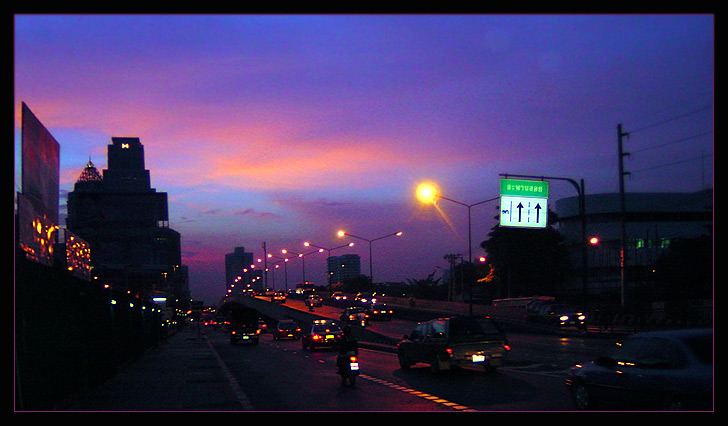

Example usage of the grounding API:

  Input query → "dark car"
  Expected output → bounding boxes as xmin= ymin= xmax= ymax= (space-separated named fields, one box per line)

xmin=301 ymin=320 xmax=344 ymax=350
xmin=272 ymin=319 xmax=302 ymax=340
xmin=271 ymin=291 xmax=287 ymax=303
xmin=305 ymin=294 xmax=323 ymax=307
xmin=397 ymin=316 xmax=510 ymax=374
xmin=566 ymin=328 xmax=713 ymax=411
xmin=339 ymin=307 xmax=369 ymax=325
xmin=366 ymin=303 xmax=393 ymax=320
xmin=354 ymin=292 xmax=378 ymax=305
xmin=540 ymin=304 xmax=587 ymax=328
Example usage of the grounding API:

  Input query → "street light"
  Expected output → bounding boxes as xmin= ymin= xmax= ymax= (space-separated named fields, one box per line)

xmin=304 ymin=241 xmax=355 ymax=294
xmin=415 ymin=182 xmax=498 ymax=263
xmin=265 ymin=253 xmax=290 ymax=291
xmin=337 ymin=230 xmax=402 ymax=285
xmin=281 ymin=248 xmax=322 ymax=285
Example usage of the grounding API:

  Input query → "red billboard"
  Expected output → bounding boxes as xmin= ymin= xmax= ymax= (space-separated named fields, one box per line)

xmin=17 ymin=103 xmax=61 ymax=265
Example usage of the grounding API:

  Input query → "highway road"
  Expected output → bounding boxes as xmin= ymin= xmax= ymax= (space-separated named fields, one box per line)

xmin=206 ymin=295 xmax=620 ymax=411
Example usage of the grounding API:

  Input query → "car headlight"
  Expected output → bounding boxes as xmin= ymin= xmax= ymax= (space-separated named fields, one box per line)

xmin=559 ymin=315 xmax=570 ymax=322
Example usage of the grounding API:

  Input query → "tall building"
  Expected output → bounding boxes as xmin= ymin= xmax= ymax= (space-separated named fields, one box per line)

xmin=327 ymin=254 xmax=361 ymax=285
xmin=66 ymin=137 xmax=187 ymax=301
xmin=225 ymin=247 xmax=261 ymax=294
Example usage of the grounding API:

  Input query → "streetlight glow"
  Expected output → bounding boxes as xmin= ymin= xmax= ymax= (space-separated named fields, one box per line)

xmin=416 ymin=182 xmax=438 ymax=204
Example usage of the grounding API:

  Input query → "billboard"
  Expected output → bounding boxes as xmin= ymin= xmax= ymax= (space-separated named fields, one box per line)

xmin=17 ymin=103 xmax=61 ymax=265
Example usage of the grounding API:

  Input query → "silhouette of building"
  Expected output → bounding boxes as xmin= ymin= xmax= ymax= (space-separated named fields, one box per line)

xmin=66 ymin=137 xmax=187 ymax=301
xmin=556 ymin=189 xmax=712 ymax=301
xmin=327 ymin=254 xmax=361 ymax=285
xmin=225 ymin=247 xmax=261 ymax=294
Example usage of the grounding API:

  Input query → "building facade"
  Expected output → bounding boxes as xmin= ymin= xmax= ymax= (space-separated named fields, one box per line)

xmin=327 ymin=254 xmax=361 ymax=285
xmin=225 ymin=247 xmax=261 ymax=294
xmin=555 ymin=189 xmax=712 ymax=302
xmin=66 ymin=137 xmax=187 ymax=301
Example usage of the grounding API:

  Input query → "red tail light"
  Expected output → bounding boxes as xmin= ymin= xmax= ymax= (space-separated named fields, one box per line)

xmin=504 ymin=345 xmax=511 ymax=351
xmin=349 ymin=356 xmax=357 ymax=362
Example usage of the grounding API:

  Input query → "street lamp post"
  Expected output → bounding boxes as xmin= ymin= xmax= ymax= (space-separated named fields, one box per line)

xmin=337 ymin=230 xmax=402 ymax=286
xmin=265 ymin=253 xmax=290 ymax=291
xmin=303 ymin=241 xmax=355 ymax=294
xmin=281 ymin=248 xmax=322 ymax=285
xmin=416 ymin=182 xmax=498 ymax=263
xmin=416 ymin=182 xmax=498 ymax=315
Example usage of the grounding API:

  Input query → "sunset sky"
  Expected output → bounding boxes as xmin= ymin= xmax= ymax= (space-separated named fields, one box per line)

xmin=14 ymin=14 xmax=714 ymax=304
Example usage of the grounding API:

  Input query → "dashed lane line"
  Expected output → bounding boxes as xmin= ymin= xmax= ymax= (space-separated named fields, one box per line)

xmin=360 ymin=374 xmax=476 ymax=411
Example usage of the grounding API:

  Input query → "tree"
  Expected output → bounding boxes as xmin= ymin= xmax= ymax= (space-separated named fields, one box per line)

xmin=480 ymin=210 xmax=569 ymax=298
xmin=406 ymin=271 xmax=445 ymax=300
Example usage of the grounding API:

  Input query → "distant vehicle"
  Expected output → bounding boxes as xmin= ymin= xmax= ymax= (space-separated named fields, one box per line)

xmin=258 ymin=319 xmax=268 ymax=333
xmin=354 ymin=293 xmax=377 ymax=305
xmin=332 ymin=292 xmax=347 ymax=301
xmin=339 ymin=307 xmax=369 ymax=325
xmin=527 ymin=303 xmax=586 ymax=328
xmin=272 ymin=320 xmax=302 ymax=340
xmin=366 ymin=303 xmax=393 ymax=320
xmin=305 ymin=294 xmax=323 ymax=307
xmin=566 ymin=328 xmax=713 ymax=410
xmin=228 ymin=306 xmax=261 ymax=345
xmin=271 ymin=291 xmax=287 ymax=303
xmin=301 ymin=320 xmax=344 ymax=351
xmin=397 ymin=316 xmax=510 ymax=374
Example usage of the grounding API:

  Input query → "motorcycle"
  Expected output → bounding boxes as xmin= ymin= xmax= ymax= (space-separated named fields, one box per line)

xmin=337 ymin=352 xmax=360 ymax=386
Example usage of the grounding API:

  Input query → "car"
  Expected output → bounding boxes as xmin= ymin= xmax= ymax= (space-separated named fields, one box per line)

xmin=272 ymin=319 xmax=302 ymax=340
xmin=301 ymin=320 xmax=344 ymax=350
xmin=271 ymin=291 xmax=287 ymax=303
xmin=332 ymin=292 xmax=347 ymax=301
xmin=537 ymin=304 xmax=587 ymax=328
xmin=354 ymin=293 xmax=377 ymax=305
xmin=305 ymin=294 xmax=323 ymax=307
xmin=397 ymin=316 xmax=510 ymax=374
xmin=566 ymin=328 xmax=713 ymax=411
xmin=258 ymin=319 xmax=268 ymax=333
xmin=366 ymin=303 xmax=393 ymax=320
xmin=339 ymin=307 xmax=369 ymax=325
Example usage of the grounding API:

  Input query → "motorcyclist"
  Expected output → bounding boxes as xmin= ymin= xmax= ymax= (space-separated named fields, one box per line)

xmin=337 ymin=325 xmax=358 ymax=373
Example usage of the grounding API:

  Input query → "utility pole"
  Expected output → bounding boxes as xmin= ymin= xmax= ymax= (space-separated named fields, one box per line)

xmin=262 ymin=241 xmax=268 ymax=290
xmin=617 ymin=124 xmax=630 ymax=307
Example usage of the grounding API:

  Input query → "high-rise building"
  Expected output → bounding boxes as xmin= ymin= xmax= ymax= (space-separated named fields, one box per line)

xmin=327 ymin=254 xmax=361 ymax=285
xmin=225 ymin=247 xmax=261 ymax=294
xmin=66 ymin=137 xmax=187 ymax=300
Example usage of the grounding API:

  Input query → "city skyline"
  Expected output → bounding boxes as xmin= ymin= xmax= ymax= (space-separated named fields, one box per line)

xmin=14 ymin=14 xmax=714 ymax=304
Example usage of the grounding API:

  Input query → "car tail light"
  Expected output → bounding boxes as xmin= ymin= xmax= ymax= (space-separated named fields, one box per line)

xmin=446 ymin=348 xmax=453 ymax=355
xmin=312 ymin=334 xmax=321 ymax=341
xmin=349 ymin=355 xmax=358 ymax=363
xmin=504 ymin=344 xmax=511 ymax=351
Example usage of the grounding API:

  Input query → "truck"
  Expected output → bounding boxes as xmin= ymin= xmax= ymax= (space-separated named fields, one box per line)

xmin=227 ymin=306 xmax=261 ymax=345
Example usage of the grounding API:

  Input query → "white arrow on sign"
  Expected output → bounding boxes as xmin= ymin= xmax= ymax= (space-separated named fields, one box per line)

xmin=499 ymin=195 xmax=547 ymax=228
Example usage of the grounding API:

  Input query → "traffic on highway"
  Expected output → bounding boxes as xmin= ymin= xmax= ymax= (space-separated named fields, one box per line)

xmin=202 ymin=292 xmax=709 ymax=411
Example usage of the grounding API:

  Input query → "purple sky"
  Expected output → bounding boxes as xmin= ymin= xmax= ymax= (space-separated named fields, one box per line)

xmin=14 ymin=14 xmax=714 ymax=304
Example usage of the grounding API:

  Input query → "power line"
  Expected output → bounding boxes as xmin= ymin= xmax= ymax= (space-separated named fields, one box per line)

xmin=631 ymin=131 xmax=713 ymax=154
xmin=629 ymin=105 xmax=712 ymax=135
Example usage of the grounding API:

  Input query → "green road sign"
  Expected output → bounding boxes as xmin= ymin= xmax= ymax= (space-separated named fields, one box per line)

xmin=500 ymin=179 xmax=549 ymax=197
xmin=500 ymin=179 xmax=549 ymax=228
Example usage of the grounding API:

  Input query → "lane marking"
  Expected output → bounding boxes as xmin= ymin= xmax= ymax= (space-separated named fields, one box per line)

xmin=204 ymin=335 xmax=255 ymax=411
xmin=359 ymin=374 xmax=475 ymax=411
